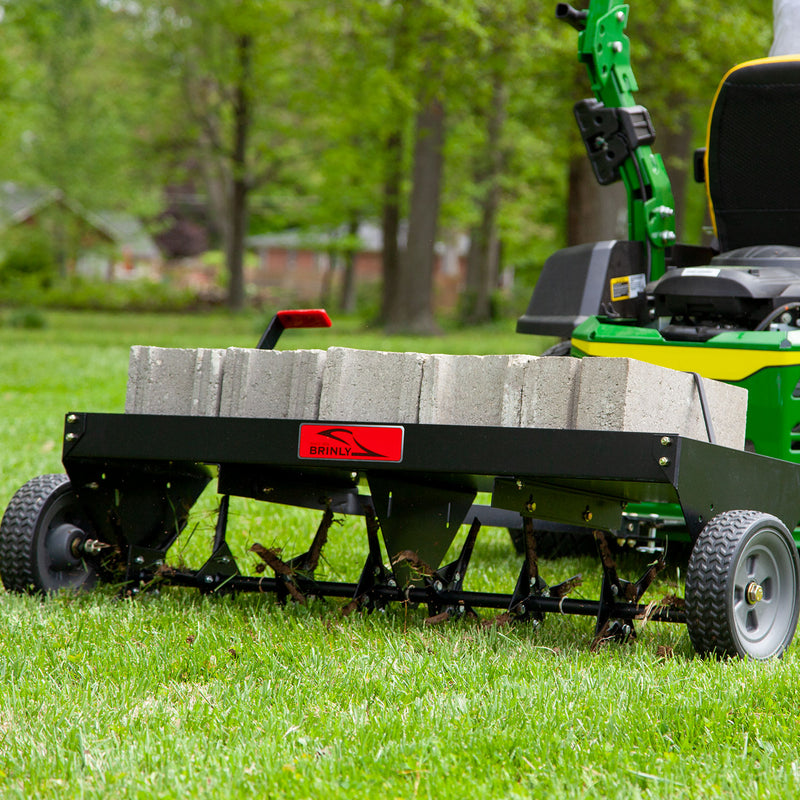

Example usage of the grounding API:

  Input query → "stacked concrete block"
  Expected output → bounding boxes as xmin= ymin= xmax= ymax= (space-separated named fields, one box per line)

xmin=507 ymin=356 xmax=582 ymax=429
xmin=419 ymin=353 xmax=539 ymax=426
xmin=318 ymin=347 xmax=427 ymax=424
xmin=219 ymin=348 xmax=327 ymax=419
xmin=573 ymin=357 xmax=747 ymax=449
xmin=126 ymin=346 xmax=225 ymax=416
xmin=123 ymin=343 xmax=748 ymax=450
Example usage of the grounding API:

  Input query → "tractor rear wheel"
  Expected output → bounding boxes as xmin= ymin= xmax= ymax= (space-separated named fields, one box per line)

xmin=0 ymin=474 xmax=103 ymax=594
xmin=685 ymin=510 xmax=800 ymax=659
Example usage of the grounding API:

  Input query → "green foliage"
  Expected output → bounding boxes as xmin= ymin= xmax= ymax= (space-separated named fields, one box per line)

xmin=0 ymin=0 xmax=776 ymax=314
xmin=0 ymin=227 xmax=57 ymax=284
xmin=5 ymin=307 xmax=47 ymax=330
xmin=0 ymin=276 xmax=201 ymax=313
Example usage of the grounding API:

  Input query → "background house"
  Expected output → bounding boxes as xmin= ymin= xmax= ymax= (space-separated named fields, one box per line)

xmin=246 ymin=222 xmax=468 ymax=309
xmin=0 ymin=183 xmax=161 ymax=281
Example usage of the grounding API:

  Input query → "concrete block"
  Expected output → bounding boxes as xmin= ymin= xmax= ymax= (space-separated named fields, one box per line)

xmin=318 ymin=348 xmax=427 ymax=423
xmin=506 ymin=356 xmax=581 ymax=429
xmin=573 ymin=357 xmax=748 ymax=448
xmin=219 ymin=348 xmax=327 ymax=419
xmin=419 ymin=354 xmax=539 ymax=426
xmin=125 ymin=346 xmax=225 ymax=416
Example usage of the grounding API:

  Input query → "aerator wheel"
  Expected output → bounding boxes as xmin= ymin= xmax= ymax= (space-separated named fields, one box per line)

xmin=685 ymin=510 xmax=800 ymax=659
xmin=0 ymin=474 xmax=101 ymax=594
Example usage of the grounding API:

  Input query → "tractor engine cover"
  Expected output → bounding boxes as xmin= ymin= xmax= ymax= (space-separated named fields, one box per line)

xmin=653 ymin=260 xmax=800 ymax=330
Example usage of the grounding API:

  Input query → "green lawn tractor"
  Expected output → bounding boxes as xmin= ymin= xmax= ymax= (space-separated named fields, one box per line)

xmin=519 ymin=1 xmax=800 ymax=553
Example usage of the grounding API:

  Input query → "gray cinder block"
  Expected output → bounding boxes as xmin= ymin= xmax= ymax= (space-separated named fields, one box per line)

xmin=419 ymin=354 xmax=538 ymax=426
xmin=219 ymin=348 xmax=327 ymax=419
xmin=573 ymin=357 xmax=747 ymax=448
xmin=125 ymin=346 xmax=224 ymax=416
xmin=505 ymin=356 xmax=581 ymax=429
xmin=318 ymin=348 xmax=427 ymax=423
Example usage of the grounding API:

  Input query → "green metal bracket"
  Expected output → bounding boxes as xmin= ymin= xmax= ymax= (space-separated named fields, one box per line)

xmin=563 ymin=0 xmax=676 ymax=279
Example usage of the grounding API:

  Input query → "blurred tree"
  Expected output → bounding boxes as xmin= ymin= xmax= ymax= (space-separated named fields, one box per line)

xmin=133 ymin=0 xmax=316 ymax=310
xmin=0 ymin=1 xmax=148 ymax=210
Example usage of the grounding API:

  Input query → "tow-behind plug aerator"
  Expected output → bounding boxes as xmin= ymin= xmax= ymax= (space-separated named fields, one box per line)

xmin=4 ymin=1 xmax=800 ymax=660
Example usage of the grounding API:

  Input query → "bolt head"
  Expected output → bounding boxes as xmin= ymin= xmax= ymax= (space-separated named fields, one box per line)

xmin=746 ymin=582 xmax=764 ymax=605
xmin=660 ymin=436 xmax=672 ymax=446
xmin=659 ymin=456 xmax=670 ymax=467
xmin=134 ymin=556 xmax=145 ymax=565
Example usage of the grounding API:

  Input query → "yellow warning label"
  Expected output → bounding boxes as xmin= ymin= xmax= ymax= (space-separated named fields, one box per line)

xmin=610 ymin=276 xmax=631 ymax=301
xmin=610 ymin=273 xmax=646 ymax=302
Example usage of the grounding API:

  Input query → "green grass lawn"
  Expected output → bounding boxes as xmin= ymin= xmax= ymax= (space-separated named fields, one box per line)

xmin=1 ymin=310 xmax=799 ymax=798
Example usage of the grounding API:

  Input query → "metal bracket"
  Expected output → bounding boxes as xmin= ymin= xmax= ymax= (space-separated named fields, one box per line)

xmin=592 ymin=529 xmax=665 ymax=648
xmin=343 ymin=507 xmax=395 ymax=615
xmin=422 ymin=517 xmax=481 ymax=624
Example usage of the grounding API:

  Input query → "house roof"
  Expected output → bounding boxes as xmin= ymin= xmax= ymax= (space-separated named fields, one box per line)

xmin=0 ymin=182 xmax=159 ymax=258
xmin=0 ymin=183 xmax=63 ymax=228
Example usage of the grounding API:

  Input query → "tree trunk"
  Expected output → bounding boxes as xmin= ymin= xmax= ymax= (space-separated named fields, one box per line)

xmin=381 ymin=129 xmax=403 ymax=325
xmin=566 ymin=151 xmax=627 ymax=246
xmin=225 ymin=34 xmax=252 ymax=312
xmin=386 ymin=97 xmax=445 ymax=334
xmin=461 ymin=74 xmax=506 ymax=325
xmin=340 ymin=217 xmax=359 ymax=313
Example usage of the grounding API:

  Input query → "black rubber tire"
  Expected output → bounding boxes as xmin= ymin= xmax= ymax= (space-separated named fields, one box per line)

xmin=685 ymin=510 xmax=800 ymax=659
xmin=0 ymin=474 xmax=100 ymax=594
xmin=540 ymin=340 xmax=572 ymax=357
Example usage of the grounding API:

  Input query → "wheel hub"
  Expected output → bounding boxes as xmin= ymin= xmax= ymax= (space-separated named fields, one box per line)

xmin=746 ymin=581 xmax=764 ymax=605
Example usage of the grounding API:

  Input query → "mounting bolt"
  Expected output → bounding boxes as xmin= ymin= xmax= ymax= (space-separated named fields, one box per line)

xmin=659 ymin=456 xmax=670 ymax=467
xmin=654 ymin=205 xmax=675 ymax=217
xmin=616 ymin=10 xmax=625 ymax=21
xmin=746 ymin=582 xmax=764 ymax=605
xmin=434 ymin=581 xmax=444 ymax=592
xmin=387 ymin=579 xmax=396 ymax=588
xmin=516 ymin=480 xmax=523 ymax=490
xmin=660 ymin=436 xmax=673 ymax=446
xmin=65 ymin=433 xmax=78 ymax=442
xmin=525 ymin=501 xmax=537 ymax=513
xmin=611 ymin=585 xmax=619 ymax=596
xmin=67 ymin=414 xmax=78 ymax=423
xmin=454 ymin=572 xmax=461 ymax=583
xmin=582 ymin=508 xmax=593 ymax=522
xmin=204 ymin=575 xmax=214 ymax=584
xmin=612 ymin=41 xmax=623 ymax=53
xmin=134 ymin=556 xmax=145 ymax=565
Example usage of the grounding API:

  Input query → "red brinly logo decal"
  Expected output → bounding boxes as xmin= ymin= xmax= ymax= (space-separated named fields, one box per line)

xmin=298 ymin=424 xmax=404 ymax=462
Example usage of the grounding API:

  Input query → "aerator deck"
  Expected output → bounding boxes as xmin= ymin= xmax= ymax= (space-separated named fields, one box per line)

xmin=3 ymin=409 xmax=798 ymax=659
